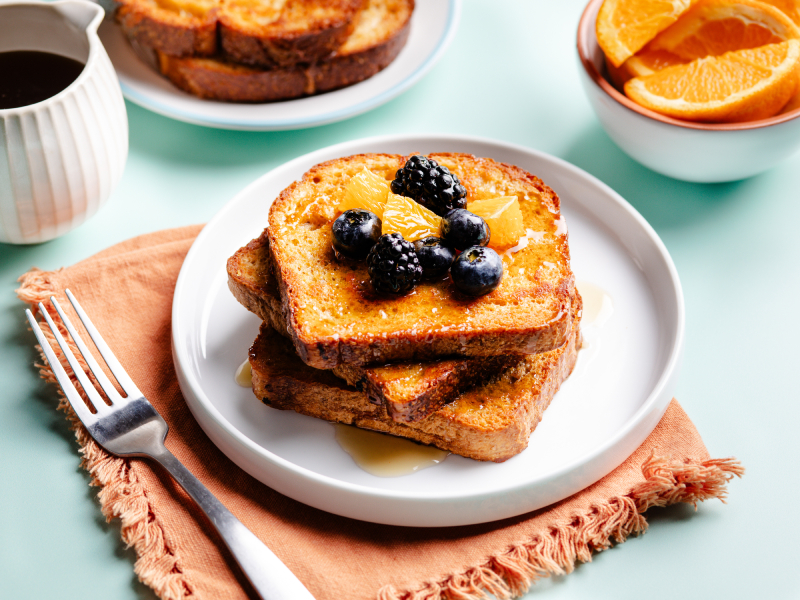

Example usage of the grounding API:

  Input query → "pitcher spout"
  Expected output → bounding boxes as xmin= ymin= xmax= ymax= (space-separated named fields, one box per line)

xmin=53 ymin=0 xmax=105 ymax=34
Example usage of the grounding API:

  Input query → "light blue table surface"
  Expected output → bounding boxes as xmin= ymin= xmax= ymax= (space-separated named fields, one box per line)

xmin=1 ymin=1 xmax=797 ymax=598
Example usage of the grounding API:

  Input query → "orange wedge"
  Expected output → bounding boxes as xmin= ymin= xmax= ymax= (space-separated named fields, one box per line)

xmin=609 ymin=0 xmax=799 ymax=86
xmin=381 ymin=193 xmax=442 ymax=242
xmin=339 ymin=167 xmax=391 ymax=218
xmin=607 ymin=48 xmax=687 ymax=86
xmin=597 ymin=0 xmax=698 ymax=67
xmin=624 ymin=39 xmax=800 ymax=121
xmin=467 ymin=197 xmax=525 ymax=251
xmin=648 ymin=0 xmax=800 ymax=60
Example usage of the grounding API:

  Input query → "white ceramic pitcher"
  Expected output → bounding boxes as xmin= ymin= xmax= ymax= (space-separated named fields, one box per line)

xmin=0 ymin=0 xmax=128 ymax=244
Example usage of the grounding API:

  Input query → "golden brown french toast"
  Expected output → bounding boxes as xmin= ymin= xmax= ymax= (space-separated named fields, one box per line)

xmin=227 ymin=229 xmax=522 ymax=422
xmin=249 ymin=294 xmax=581 ymax=463
xmin=267 ymin=153 xmax=576 ymax=369
xmin=115 ymin=0 xmax=218 ymax=58
xmin=116 ymin=0 xmax=366 ymax=66
xmin=155 ymin=0 xmax=412 ymax=102
xmin=219 ymin=0 xmax=365 ymax=67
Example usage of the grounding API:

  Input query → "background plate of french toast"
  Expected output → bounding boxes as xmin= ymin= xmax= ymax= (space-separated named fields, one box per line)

xmin=171 ymin=134 xmax=684 ymax=527
xmin=98 ymin=0 xmax=458 ymax=130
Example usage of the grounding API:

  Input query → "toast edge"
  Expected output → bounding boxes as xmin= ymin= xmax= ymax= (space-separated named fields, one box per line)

xmin=115 ymin=1 xmax=218 ymax=57
xmin=249 ymin=300 xmax=582 ymax=462
xmin=156 ymin=9 xmax=412 ymax=102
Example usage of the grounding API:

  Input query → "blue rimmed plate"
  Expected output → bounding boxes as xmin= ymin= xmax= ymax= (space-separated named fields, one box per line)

xmin=98 ymin=0 xmax=460 ymax=131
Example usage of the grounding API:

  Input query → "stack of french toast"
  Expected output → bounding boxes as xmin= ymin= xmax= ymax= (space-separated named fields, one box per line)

xmin=226 ymin=152 xmax=582 ymax=462
xmin=114 ymin=0 xmax=414 ymax=101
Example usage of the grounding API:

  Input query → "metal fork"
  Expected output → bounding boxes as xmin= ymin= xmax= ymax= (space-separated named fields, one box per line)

xmin=26 ymin=290 xmax=315 ymax=600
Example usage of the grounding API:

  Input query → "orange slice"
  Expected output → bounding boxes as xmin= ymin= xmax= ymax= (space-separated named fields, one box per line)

xmin=609 ymin=0 xmax=798 ymax=87
xmin=648 ymin=0 xmax=800 ymax=60
xmin=624 ymin=39 xmax=800 ymax=121
xmin=779 ymin=85 xmax=800 ymax=110
xmin=381 ymin=193 xmax=442 ymax=242
xmin=467 ymin=197 xmax=525 ymax=251
xmin=759 ymin=0 xmax=800 ymax=25
xmin=608 ymin=48 xmax=687 ymax=86
xmin=597 ymin=0 xmax=698 ymax=67
xmin=338 ymin=167 xmax=391 ymax=218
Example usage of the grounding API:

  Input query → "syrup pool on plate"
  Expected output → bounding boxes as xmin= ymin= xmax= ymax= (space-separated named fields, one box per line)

xmin=334 ymin=424 xmax=449 ymax=477
xmin=235 ymin=358 xmax=252 ymax=387
xmin=574 ymin=281 xmax=614 ymax=378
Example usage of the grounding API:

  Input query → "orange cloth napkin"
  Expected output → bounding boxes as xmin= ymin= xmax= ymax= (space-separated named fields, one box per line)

xmin=17 ymin=226 xmax=742 ymax=600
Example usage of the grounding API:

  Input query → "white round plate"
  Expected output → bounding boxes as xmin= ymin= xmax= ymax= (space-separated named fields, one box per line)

xmin=172 ymin=134 xmax=684 ymax=527
xmin=97 ymin=1 xmax=459 ymax=131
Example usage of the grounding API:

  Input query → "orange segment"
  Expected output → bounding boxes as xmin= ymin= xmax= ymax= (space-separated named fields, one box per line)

xmin=779 ymin=85 xmax=800 ymax=110
xmin=608 ymin=48 xmax=688 ymax=86
xmin=338 ymin=167 xmax=391 ymax=218
xmin=624 ymin=39 xmax=800 ymax=121
xmin=597 ymin=0 xmax=698 ymax=67
xmin=648 ymin=0 xmax=800 ymax=60
xmin=467 ymin=197 xmax=525 ymax=251
xmin=759 ymin=0 xmax=800 ymax=25
xmin=382 ymin=193 xmax=442 ymax=242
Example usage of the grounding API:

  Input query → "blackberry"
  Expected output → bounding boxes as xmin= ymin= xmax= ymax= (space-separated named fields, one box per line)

xmin=391 ymin=155 xmax=467 ymax=216
xmin=367 ymin=233 xmax=423 ymax=294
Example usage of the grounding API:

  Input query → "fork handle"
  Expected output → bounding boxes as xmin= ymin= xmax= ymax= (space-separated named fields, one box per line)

xmin=151 ymin=448 xmax=316 ymax=600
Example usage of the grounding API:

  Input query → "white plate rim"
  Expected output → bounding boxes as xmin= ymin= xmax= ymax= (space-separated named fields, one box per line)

xmin=101 ymin=0 xmax=461 ymax=131
xmin=172 ymin=133 xmax=685 ymax=525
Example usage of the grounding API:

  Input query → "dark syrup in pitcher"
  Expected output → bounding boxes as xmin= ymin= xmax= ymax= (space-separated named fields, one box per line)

xmin=0 ymin=51 xmax=85 ymax=109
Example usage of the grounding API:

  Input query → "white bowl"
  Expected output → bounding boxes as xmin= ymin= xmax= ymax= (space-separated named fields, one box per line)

xmin=577 ymin=0 xmax=800 ymax=182
xmin=0 ymin=1 xmax=128 ymax=244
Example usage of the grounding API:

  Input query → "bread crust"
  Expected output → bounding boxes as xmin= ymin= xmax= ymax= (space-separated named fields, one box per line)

xmin=115 ymin=0 xmax=218 ymax=57
xmin=267 ymin=153 xmax=576 ymax=369
xmin=155 ymin=0 xmax=412 ymax=102
xmin=115 ymin=0 xmax=366 ymax=65
xmin=332 ymin=354 xmax=522 ymax=422
xmin=219 ymin=0 xmax=366 ymax=68
xmin=226 ymin=229 xmax=521 ymax=422
xmin=249 ymin=295 xmax=582 ymax=463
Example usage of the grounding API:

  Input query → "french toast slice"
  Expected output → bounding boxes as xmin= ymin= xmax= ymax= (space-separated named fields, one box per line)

xmin=156 ymin=0 xmax=412 ymax=102
xmin=116 ymin=0 xmax=366 ymax=66
xmin=115 ymin=0 xmax=218 ymax=57
xmin=219 ymin=0 xmax=365 ymax=68
xmin=267 ymin=153 xmax=576 ymax=369
xmin=249 ymin=293 xmax=582 ymax=463
xmin=227 ymin=229 xmax=522 ymax=422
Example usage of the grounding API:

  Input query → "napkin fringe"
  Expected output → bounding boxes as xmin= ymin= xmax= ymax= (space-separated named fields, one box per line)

xmin=378 ymin=453 xmax=743 ymax=600
xmin=18 ymin=271 xmax=193 ymax=600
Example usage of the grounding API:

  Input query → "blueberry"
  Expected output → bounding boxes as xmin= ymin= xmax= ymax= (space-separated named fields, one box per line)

xmin=413 ymin=237 xmax=455 ymax=279
xmin=442 ymin=208 xmax=490 ymax=250
xmin=331 ymin=209 xmax=381 ymax=259
xmin=450 ymin=246 xmax=503 ymax=296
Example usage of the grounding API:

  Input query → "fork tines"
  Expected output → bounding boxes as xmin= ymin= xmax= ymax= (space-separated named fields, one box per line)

xmin=26 ymin=290 xmax=140 ymax=420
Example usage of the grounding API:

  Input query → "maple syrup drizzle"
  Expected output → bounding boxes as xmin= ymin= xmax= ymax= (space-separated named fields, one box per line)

xmin=574 ymin=281 xmax=614 ymax=378
xmin=235 ymin=358 xmax=252 ymax=387
xmin=334 ymin=424 xmax=449 ymax=477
